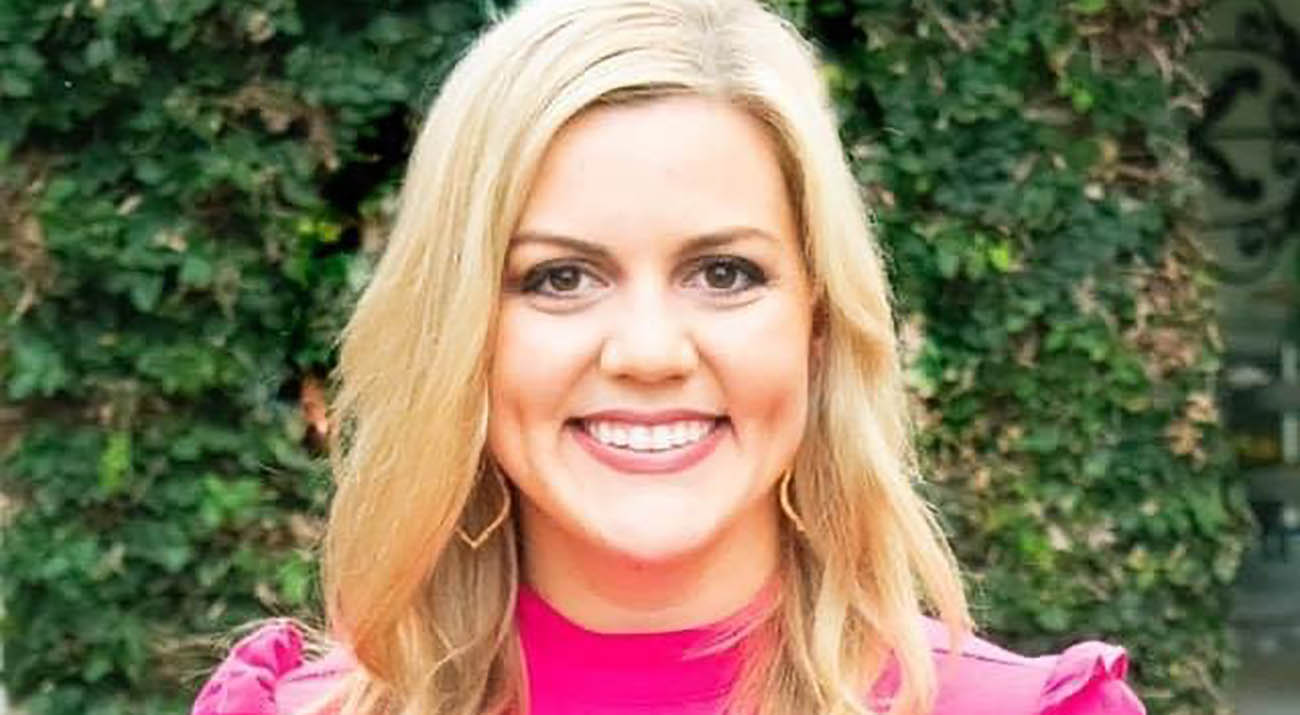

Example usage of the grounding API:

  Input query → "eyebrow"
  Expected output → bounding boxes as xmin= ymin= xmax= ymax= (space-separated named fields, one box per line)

xmin=507 ymin=227 xmax=778 ymax=262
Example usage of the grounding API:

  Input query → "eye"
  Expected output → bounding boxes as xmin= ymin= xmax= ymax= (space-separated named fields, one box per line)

xmin=520 ymin=261 xmax=604 ymax=298
xmin=686 ymin=256 xmax=767 ymax=294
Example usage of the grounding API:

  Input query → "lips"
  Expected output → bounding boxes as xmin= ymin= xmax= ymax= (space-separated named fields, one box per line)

xmin=568 ymin=416 xmax=728 ymax=474
xmin=573 ymin=408 xmax=724 ymax=424
xmin=581 ymin=418 xmax=716 ymax=451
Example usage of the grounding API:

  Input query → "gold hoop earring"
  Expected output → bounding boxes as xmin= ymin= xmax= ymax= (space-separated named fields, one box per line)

xmin=779 ymin=468 xmax=807 ymax=534
xmin=457 ymin=464 xmax=512 ymax=549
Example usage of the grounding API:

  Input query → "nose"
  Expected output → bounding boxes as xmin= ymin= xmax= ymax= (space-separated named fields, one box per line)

xmin=598 ymin=286 xmax=699 ymax=382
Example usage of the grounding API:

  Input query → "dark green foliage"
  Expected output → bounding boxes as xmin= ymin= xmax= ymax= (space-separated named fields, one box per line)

xmin=1 ymin=1 xmax=486 ymax=712
xmin=1 ymin=1 xmax=1249 ymax=713
xmin=779 ymin=1 xmax=1250 ymax=712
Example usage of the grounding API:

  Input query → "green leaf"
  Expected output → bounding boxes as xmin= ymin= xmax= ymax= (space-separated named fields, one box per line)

xmin=1034 ymin=605 xmax=1071 ymax=632
xmin=277 ymin=554 xmax=313 ymax=606
xmin=83 ymin=652 xmax=113 ymax=683
xmin=127 ymin=273 xmax=165 ymax=312
xmin=98 ymin=431 xmax=132 ymax=496
xmin=1070 ymin=87 xmax=1095 ymax=113
xmin=935 ymin=246 xmax=960 ymax=278
xmin=1071 ymin=0 xmax=1108 ymax=15
xmin=179 ymin=254 xmax=214 ymax=288
xmin=85 ymin=37 xmax=117 ymax=68
xmin=7 ymin=334 xmax=71 ymax=399
xmin=989 ymin=242 xmax=1013 ymax=272
xmin=1 ymin=70 xmax=34 ymax=97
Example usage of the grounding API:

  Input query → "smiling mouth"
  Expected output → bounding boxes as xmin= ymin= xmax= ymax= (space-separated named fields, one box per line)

xmin=568 ymin=417 xmax=727 ymax=453
xmin=566 ymin=417 xmax=728 ymax=475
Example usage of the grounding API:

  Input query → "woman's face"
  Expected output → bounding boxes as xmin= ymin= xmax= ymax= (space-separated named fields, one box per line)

xmin=488 ymin=95 xmax=816 ymax=565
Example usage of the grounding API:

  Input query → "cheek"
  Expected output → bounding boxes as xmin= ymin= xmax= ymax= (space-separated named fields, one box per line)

xmin=489 ymin=305 xmax=593 ymax=429
xmin=704 ymin=299 xmax=812 ymax=430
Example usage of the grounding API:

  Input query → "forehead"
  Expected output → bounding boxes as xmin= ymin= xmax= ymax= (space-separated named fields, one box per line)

xmin=514 ymin=95 xmax=798 ymax=253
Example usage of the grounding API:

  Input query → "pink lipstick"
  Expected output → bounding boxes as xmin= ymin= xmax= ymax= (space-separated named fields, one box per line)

xmin=568 ymin=417 xmax=727 ymax=474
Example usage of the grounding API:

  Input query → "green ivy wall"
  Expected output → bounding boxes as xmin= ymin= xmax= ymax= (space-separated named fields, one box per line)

xmin=0 ymin=1 xmax=1251 ymax=713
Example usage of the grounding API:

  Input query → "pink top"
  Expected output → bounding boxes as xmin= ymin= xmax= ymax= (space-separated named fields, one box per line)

xmin=191 ymin=584 xmax=1145 ymax=715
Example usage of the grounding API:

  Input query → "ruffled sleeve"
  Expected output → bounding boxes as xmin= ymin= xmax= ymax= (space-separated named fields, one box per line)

xmin=191 ymin=621 xmax=307 ymax=715
xmin=920 ymin=618 xmax=1146 ymax=715
xmin=1038 ymin=642 xmax=1145 ymax=715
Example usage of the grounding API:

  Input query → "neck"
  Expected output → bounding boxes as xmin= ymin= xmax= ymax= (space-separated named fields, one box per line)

xmin=519 ymin=498 xmax=781 ymax=633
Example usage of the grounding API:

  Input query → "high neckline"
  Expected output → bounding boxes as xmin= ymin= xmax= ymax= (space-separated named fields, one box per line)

xmin=515 ymin=577 xmax=779 ymax=711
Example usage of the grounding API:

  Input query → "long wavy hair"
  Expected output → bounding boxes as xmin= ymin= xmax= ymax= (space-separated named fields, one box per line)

xmin=313 ymin=0 xmax=970 ymax=713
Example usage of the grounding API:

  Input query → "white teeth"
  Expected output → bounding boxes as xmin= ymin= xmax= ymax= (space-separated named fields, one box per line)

xmin=629 ymin=425 xmax=651 ymax=450
xmin=651 ymin=425 xmax=673 ymax=450
xmin=581 ymin=418 xmax=717 ymax=452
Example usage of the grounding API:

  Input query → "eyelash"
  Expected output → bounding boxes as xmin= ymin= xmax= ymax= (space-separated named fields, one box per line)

xmin=519 ymin=256 xmax=768 ymax=300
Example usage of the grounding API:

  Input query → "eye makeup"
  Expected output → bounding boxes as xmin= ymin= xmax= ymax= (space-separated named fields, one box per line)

xmin=512 ymin=254 xmax=769 ymax=302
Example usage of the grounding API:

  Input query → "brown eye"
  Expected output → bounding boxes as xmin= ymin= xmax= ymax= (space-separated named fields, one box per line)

xmin=689 ymin=256 xmax=766 ymax=294
xmin=520 ymin=261 xmax=603 ymax=298
xmin=704 ymin=263 xmax=740 ymax=290
xmin=547 ymin=266 xmax=581 ymax=292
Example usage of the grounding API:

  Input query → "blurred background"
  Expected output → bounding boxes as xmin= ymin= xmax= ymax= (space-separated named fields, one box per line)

xmin=0 ymin=0 xmax=1295 ymax=713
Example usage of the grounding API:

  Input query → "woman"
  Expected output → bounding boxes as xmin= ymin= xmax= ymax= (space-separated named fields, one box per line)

xmin=192 ymin=0 xmax=1144 ymax=713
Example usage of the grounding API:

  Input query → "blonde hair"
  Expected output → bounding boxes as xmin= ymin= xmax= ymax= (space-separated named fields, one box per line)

xmin=317 ymin=0 xmax=970 ymax=713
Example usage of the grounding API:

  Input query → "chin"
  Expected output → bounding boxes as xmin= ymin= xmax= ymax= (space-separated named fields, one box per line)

xmin=587 ymin=516 xmax=720 ymax=565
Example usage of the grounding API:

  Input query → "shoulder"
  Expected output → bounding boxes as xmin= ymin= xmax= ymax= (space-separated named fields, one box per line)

xmin=919 ymin=618 xmax=1146 ymax=715
xmin=191 ymin=620 xmax=355 ymax=715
